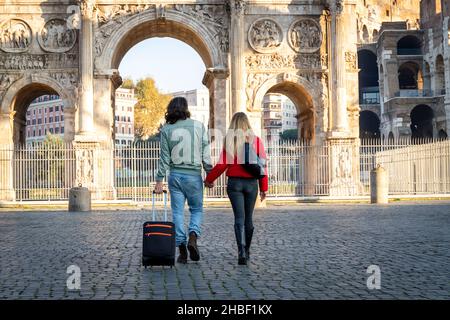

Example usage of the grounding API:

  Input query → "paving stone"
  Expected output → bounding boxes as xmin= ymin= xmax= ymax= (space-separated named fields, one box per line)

xmin=0 ymin=203 xmax=449 ymax=299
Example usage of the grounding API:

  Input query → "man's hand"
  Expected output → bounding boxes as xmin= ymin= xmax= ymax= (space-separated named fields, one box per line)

xmin=154 ymin=181 xmax=164 ymax=194
xmin=260 ymin=191 xmax=266 ymax=202
xmin=204 ymin=181 xmax=214 ymax=188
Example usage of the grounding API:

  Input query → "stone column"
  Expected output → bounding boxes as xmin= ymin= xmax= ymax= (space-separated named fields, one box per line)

xmin=63 ymin=106 xmax=76 ymax=143
xmin=329 ymin=0 xmax=349 ymax=135
xmin=230 ymin=0 xmax=247 ymax=114
xmin=77 ymin=0 xmax=95 ymax=138
xmin=0 ymin=113 xmax=15 ymax=201
xmin=442 ymin=17 xmax=450 ymax=134
xmin=203 ymin=67 xmax=230 ymax=139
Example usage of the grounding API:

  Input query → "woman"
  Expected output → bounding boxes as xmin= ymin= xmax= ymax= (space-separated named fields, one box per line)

xmin=205 ymin=112 xmax=268 ymax=265
xmin=154 ymin=97 xmax=212 ymax=264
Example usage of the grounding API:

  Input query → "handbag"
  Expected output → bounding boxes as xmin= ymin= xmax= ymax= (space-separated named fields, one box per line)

xmin=241 ymin=141 xmax=267 ymax=179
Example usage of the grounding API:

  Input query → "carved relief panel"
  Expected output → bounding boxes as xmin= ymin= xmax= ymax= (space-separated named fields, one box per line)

xmin=0 ymin=19 xmax=32 ymax=53
xmin=248 ymin=18 xmax=283 ymax=53
xmin=38 ymin=19 xmax=77 ymax=53
xmin=288 ymin=18 xmax=322 ymax=53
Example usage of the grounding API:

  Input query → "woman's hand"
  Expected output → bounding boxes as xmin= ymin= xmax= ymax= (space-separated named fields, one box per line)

xmin=204 ymin=181 xmax=214 ymax=188
xmin=260 ymin=191 xmax=266 ymax=202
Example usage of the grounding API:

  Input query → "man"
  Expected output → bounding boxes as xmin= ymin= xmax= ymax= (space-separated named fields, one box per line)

xmin=154 ymin=97 xmax=212 ymax=264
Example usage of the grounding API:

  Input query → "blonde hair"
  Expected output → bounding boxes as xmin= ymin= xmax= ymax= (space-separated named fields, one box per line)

xmin=224 ymin=112 xmax=255 ymax=160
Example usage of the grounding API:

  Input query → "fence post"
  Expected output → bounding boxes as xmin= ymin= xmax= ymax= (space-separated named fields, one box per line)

xmin=370 ymin=164 xmax=388 ymax=204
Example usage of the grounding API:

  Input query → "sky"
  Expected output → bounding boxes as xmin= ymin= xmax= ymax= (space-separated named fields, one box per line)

xmin=118 ymin=38 xmax=207 ymax=94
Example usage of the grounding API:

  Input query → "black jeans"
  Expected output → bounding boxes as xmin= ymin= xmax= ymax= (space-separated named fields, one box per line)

xmin=226 ymin=177 xmax=258 ymax=251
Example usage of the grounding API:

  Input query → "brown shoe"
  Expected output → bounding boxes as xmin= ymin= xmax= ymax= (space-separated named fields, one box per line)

xmin=177 ymin=244 xmax=188 ymax=264
xmin=187 ymin=231 xmax=200 ymax=261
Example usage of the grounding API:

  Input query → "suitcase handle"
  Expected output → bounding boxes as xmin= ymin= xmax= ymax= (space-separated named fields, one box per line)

xmin=152 ymin=190 xmax=168 ymax=221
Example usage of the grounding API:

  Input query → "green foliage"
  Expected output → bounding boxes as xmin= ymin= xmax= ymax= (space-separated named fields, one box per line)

xmin=121 ymin=78 xmax=135 ymax=89
xmin=280 ymin=129 xmax=299 ymax=141
xmin=31 ymin=134 xmax=66 ymax=189
xmin=134 ymin=77 xmax=172 ymax=139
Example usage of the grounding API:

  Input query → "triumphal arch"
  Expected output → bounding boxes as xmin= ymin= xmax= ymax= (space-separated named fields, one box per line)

xmin=0 ymin=0 xmax=361 ymax=200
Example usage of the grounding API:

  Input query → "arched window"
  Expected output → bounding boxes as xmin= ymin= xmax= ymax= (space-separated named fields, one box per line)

xmin=398 ymin=62 xmax=421 ymax=90
xmin=359 ymin=111 xmax=380 ymax=139
xmin=362 ymin=25 xmax=369 ymax=43
xmin=410 ymin=105 xmax=434 ymax=138
xmin=397 ymin=35 xmax=422 ymax=55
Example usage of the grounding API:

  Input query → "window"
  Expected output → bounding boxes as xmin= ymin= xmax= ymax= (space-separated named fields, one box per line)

xmin=49 ymin=107 xmax=53 ymax=112
xmin=122 ymin=140 xmax=126 ymax=145
xmin=61 ymin=115 xmax=64 ymax=121
xmin=39 ymin=109 xmax=42 ymax=114
xmin=55 ymin=116 xmax=59 ymax=122
xmin=38 ymin=129 xmax=41 ymax=136
xmin=61 ymin=127 xmax=64 ymax=134
xmin=55 ymin=127 xmax=59 ymax=134
xmin=27 ymin=120 xmax=30 ymax=125
xmin=49 ymin=128 xmax=53 ymax=134
xmin=115 ymin=139 xmax=120 ymax=145
xmin=128 ymin=127 xmax=132 ymax=134
xmin=49 ymin=117 xmax=53 ymax=123
xmin=55 ymin=106 xmax=59 ymax=112
xmin=32 ymin=119 xmax=36 ymax=125
xmin=37 ymin=119 xmax=42 ymax=124
xmin=127 ymin=117 xmax=131 ymax=122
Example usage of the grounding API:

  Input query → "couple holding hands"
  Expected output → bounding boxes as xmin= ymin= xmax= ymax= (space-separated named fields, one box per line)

xmin=154 ymin=97 xmax=268 ymax=265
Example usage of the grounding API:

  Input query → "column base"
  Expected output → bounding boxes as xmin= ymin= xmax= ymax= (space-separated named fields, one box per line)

xmin=0 ymin=189 xmax=16 ymax=202
xmin=74 ymin=132 xmax=99 ymax=144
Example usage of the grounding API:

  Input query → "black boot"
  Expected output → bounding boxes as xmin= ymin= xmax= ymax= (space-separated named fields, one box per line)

xmin=234 ymin=225 xmax=247 ymax=265
xmin=245 ymin=228 xmax=254 ymax=261
xmin=177 ymin=244 xmax=188 ymax=264
xmin=187 ymin=231 xmax=200 ymax=261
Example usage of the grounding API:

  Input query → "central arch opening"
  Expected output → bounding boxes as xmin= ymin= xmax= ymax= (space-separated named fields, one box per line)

xmin=112 ymin=18 xmax=217 ymax=199
xmin=111 ymin=19 xmax=216 ymax=143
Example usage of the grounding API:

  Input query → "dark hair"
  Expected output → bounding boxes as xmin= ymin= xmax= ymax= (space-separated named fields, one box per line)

xmin=165 ymin=97 xmax=191 ymax=124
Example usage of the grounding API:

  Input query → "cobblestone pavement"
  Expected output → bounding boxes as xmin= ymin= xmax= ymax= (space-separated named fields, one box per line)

xmin=0 ymin=202 xmax=449 ymax=300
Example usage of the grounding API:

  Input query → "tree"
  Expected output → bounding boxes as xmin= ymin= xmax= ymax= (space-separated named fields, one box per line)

xmin=134 ymin=77 xmax=172 ymax=139
xmin=121 ymin=78 xmax=135 ymax=89
xmin=280 ymin=129 xmax=298 ymax=141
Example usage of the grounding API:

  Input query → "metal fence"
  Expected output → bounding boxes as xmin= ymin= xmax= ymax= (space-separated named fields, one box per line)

xmin=1 ymin=138 xmax=449 ymax=202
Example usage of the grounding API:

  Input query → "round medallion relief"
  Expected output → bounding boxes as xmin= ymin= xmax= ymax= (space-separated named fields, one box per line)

xmin=288 ymin=18 xmax=322 ymax=53
xmin=248 ymin=18 xmax=283 ymax=54
xmin=0 ymin=19 xmax=32 ymax=53
xmin=38 ymin=19 xmax=77 ymax=53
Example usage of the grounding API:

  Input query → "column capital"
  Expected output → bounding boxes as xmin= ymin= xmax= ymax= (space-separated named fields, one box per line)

xmin=78 ymin=0 xmax=96 ymax=19
xmin=231 ymin=0 xmax=247 ymax=15
xmin=327 ymin=0 xmax=344 ymax=15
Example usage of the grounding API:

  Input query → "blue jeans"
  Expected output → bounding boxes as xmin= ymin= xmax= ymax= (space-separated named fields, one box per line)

xmin=168 ymin=172 xmax=204 ymax=246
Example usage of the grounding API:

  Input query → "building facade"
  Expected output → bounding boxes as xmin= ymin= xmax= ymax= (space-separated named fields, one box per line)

xmin=26 ymin=88 xmax=136 ymax=145
xmin=171 ymin=88 xmax=210 ymax=128
xmin=25 ymin=94 xmax=65 ymax=143
xmin=0 ymin=0 xmax=434 ymax=200
xmin=262 ymin=93 xmax=298 ymax=141
xmin=114 ymin=87 xmax=136 ymax=146
xmin=357 ymin=0 xmax=450 ymax=140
